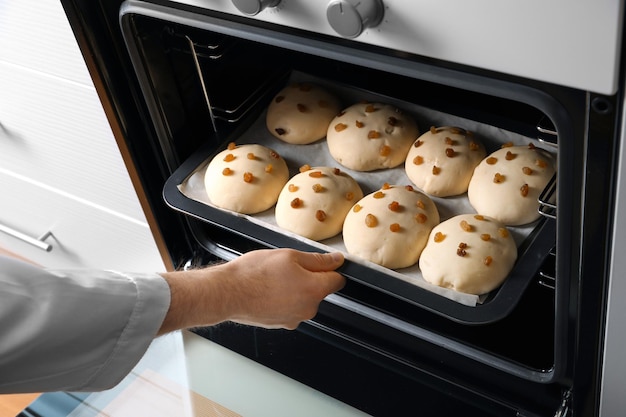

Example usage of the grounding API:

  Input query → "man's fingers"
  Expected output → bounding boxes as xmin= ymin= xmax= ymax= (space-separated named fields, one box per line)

xmin=294 ymin=250 xmax=345 ymax=272
xmin=290 ymin=250 xmax=346 ymax=295
xmin=319 ymin=271 xmax=347 ymax=294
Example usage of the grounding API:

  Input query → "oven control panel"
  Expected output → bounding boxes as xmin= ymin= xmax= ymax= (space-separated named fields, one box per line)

xmin=229 ymin=0 xmax=385 ymax=38
xmin=166 ymin=0 xmax=622 ymax=95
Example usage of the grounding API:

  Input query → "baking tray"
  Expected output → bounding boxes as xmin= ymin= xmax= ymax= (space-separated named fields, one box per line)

xmin=163 ymin=73 xmax=556 ymax=324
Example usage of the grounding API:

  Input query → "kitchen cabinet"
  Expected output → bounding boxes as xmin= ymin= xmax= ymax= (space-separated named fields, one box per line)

xmin=0 ymin=1 xmax=93 ymax=85
xmin=0 ymin=171 xmax=162 ymax=270
xmin=0 ymin=0 xmax=163 ymax=271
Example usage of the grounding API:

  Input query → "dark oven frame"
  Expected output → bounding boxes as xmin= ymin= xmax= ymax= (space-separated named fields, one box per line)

xmin=60 ymin=0 xmax=623 ymax=415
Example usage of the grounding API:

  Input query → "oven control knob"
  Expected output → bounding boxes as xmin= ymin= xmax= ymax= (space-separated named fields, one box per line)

xmin=231 ymin=0 xmax=281 ymax=16
xmin=326 ymin=0 xmax=384 ymax=38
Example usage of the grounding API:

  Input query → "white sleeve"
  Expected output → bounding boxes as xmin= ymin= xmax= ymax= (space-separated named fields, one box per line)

xmin=0 ymin=255 xmax=171 ymax=394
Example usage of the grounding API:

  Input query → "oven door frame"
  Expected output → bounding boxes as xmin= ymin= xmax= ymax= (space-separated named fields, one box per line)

xmin=60 ymin=0 xmax=623 ymax=415
xmin=119 ymin=0 xmax=580 ymax=381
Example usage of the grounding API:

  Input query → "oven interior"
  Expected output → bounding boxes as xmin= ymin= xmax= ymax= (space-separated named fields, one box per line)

xmin=119 ymin=6 xmax=577 ymax=393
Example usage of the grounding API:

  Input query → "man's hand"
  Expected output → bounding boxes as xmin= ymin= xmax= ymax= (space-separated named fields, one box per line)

xmin=158 ymin=249 xmax=345 ymax=334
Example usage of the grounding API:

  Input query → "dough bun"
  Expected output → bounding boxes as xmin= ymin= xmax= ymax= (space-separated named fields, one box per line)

xmin=266 ymin=83 xmax=342 ymax=145
xmin=204 ymin=143 xmax=289 ymax=214
xmin=468 ymin=144 xmax=556 ymax=226
xmin=405 ymin=126 xmax=486 ymax=197
xmin=275 ymin=166 xmax=363 ymax=241
xmin=327 ymin=102 xmax=419 ymax=171
xmin=343 ymin=184 xmax=440 ymax=269
xmin=419 ymin=214 xmax=518 ymax=295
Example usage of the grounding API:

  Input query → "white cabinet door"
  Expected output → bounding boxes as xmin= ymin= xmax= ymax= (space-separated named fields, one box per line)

xmin=0 ymin=171 xmax=164 ymax=271
xmin=0 ymin=61 xmax=149 ymax=224
xmin=0 ymin=0 xmax=165 ymax=272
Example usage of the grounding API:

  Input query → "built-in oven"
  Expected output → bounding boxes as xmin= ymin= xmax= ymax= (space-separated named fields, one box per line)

xmin=60 ymin=0 xmax=624 ymax=415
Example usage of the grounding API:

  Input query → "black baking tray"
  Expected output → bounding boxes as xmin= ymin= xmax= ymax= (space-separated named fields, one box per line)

xmin=163 ymin=138 xmax=556 ymax=326
xmin=162 ymin=69 xmax=556 ymax=324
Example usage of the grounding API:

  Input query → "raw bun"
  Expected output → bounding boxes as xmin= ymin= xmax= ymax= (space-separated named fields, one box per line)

xmin=327 ymin=102 xmax=419 ymax=171
xmin=204 ymin=143 xmax=289 ymax=214
xmin=275 ymin=166 xmax=363 ymax=241
xmin=266 ymin=83 xmax=342 ymax=144
xmin=405 ymin=126 xmax=486 ymax=197
xmin=343 ymin=184 xmax=439 ymax=269
xmin=468 ymin=144 xmax=556 ymax=226
xmin=419 ymin=214 xmax=518 ymax=295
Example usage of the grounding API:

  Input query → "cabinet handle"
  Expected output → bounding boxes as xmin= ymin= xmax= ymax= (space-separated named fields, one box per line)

xmin=0 ymin=223 xmax=53 ymax=252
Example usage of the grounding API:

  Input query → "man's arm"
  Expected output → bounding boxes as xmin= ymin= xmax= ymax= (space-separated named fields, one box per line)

xmin=0 ymin=256 xmax=169 ymax=393
xmin=0 ymin=248 xmax=344 ymax=393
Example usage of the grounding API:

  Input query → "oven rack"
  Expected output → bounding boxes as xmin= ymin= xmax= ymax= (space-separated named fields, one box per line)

xmin=538 ymin=246 xmax=557 ymax=290
xmin=163 ymin=25 xmax=228 ymax=59
xmin=186 ymin=35 xmax=287 ymax=127
xmin=537 ymin=116 xmax=558 ymax=220
xmin=538 ymin=174 xmax=557 ymax=220
xmin=165 ymin=25 xmax=290 ymax=126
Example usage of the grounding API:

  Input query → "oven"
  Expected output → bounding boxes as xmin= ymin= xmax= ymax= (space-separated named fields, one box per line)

xmin=59 ymin=1 xmax=624 ymax=415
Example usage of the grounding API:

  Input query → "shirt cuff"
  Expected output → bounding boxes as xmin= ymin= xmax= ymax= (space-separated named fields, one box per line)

xmin=81 ymin=271 xmax=171 ymax=391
